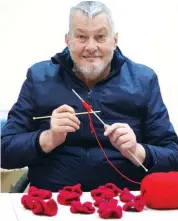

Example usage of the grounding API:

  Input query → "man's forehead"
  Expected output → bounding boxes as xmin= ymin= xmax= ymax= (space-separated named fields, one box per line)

xmin=75 ymin=27 xmax=108 ymax=33
xmin=72 ymin=12 xmax=111 ymax=33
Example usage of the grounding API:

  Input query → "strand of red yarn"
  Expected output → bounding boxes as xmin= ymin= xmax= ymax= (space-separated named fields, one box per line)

xmin=82 ymin=101 xmax=141 ymax=185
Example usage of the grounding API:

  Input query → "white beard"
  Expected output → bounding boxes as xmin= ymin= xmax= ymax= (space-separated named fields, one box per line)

xmin=74 ymin=61 xmax=108 ymax=80
xmin=69 ymin=44 xmax=114 ymax=80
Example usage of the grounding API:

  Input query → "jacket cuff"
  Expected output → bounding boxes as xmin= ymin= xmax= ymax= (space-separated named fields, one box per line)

xmin=142 ymin=144 xmax=154 ymax=169
xmin=35 ymin=130 xmax=49 ymax=156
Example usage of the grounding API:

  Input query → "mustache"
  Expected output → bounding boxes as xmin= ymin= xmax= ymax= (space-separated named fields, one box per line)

xmin=82 ymin=52 xmax=102 ymax=57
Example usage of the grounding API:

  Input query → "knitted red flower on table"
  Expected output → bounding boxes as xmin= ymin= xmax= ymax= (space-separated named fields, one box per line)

xmin=32 ymin=198 xmax=58 ymax=216
xmin=119 ymin=188 xmax=136 ymax=203
xmin=93 ymin=189 xmax=115 ymax=207
xmin=91 ymin=186 xmax=108 ymax=198
xmin=91 ymin=183 xmax=121 ymax=198
xmin=122 ymin=197 xmax=145 ymax=212
xmin=91 ymin=183 xmax=122 ymax=207
xmin=119 ymin=188 xmax=145 ymax=212
xmin=70 ymin=201 xmax=95 ymax=214
xmin=104 ymin=183 xmax=122 ymax=196
xmin=57 ymin=184 xmax=83 ymax=205
xmin=97 ymin=199 xmax=123 ymax=219
xmin=21 ymin=195 xmax=58 ymax=216
xmin=21 ymin=195 xmax=35 ymax=210
xmin=28 ymin=186 xmax=52 ymax=199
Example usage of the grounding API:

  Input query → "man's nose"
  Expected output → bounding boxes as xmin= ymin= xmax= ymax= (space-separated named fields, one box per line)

xmin=85 ymin=38 xmax=98 ymax=53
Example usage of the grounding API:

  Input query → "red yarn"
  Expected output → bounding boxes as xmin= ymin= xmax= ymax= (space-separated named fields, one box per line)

xmin=28 ymin=186 xmax=52 ymax=199
xmin=97 ymin=199 xmax=123 ymax=219
xmin=57 ymin=184 xmax=83 ymax=205
xmin=82 ymin=101 xmax=95 ymax=133
xmin=70 ymin=201 xmax=95 ymax=214
xmin=82 ymin=101 xmax=141 ymax=185
xmin=141 ymin=171 xmax=178 ymax=209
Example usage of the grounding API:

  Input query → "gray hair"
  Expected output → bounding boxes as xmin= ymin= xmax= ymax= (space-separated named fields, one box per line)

xmin=69 ymin=1 xmax=114 ymax=34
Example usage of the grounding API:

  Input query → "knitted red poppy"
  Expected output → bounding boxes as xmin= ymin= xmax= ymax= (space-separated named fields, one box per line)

xmin=21 ymin=195 xmax=58 ymax=216
xmin=70 ymin=201 xmax=95 ymax=214
xmin=92 ymin=185 xmax=115 ymax=197
xmin=91 ymin=186 xmax=108 ymax=198
xmin=119 ymin=188 xmax=145 ymax=212
xmin=33 ymin=198 xmax=58 ymax=216
xmin=119 ymin=188 xmax=136 ymax=203
xmin=21 ymin=194 xmax=36 ymax=210
xmin=57 ymin=184 xmax=83 ymax=205
xmin=104 ymin=183 xmax=122 ymax=196
xmin=123 ymin=197 xmax=145 ymax=212
xmin=28 ymin=186 xmax=52 ymax=199
xmin=91 ymin=182 xmax=121 ymax=198
xmin=63 ymin=184 xmax=83 ymax=195
xmin=93 ymin=189 xmax=115 ymax=207
xmin=97 ymin=199 xmax=123 ymax=219
xmin=141 ymin=171 xmax=178 ymax=209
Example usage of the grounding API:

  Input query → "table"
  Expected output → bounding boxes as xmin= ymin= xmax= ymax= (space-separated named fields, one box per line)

xmin=0 ymin=193 xmax=19 ymax=220
xmin=0 ymin=192 xmax=177 ymax=220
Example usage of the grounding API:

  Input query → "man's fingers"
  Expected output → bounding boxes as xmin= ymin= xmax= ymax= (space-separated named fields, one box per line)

xmin=109 ymin=128 xmax=128 ymax=143
xmin=55 ymin=118 xmax=80 ymax=130
xmin=55 ymin=104 xmax=75 ymax=114
xmin=104 ymin=123 xmax=128 ymax=136
xmin=104 ymin=124 xmax=110 ymax=129
xmin=54 ymin=112 xmax=81 ymax=126
xmin=53 ymin=126 xmax=76 ymax=133
xmin=119 ymin=141 xmax=133 ymax=152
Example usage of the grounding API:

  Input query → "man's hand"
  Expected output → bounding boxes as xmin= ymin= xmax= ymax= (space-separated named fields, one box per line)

xmin=39 ymin=105 xmax=80 ymax=153
xmin=104 ymin=123 xmax=146 ymax=166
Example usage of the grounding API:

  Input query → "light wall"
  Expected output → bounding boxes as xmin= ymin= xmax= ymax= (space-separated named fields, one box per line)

xmin=0 ymin=0 xmax=178 ymax=133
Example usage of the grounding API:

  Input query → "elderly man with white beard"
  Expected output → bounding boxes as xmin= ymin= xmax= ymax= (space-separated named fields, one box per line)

xmin=1 ymin=1 xmax=178 ymax=192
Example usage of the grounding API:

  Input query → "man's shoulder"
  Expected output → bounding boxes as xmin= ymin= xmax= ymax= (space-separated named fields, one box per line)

xmin=125 ymin=58 xmax=157 ymax=81
xmin=27 ymin=60 xmax=59 ymax=82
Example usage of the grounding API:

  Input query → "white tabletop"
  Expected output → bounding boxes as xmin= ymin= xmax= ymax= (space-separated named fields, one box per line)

xmin=0 ymin=192 xmax=178 ymax=221
xmin=0 ymin=193 xmax=18 ymax=221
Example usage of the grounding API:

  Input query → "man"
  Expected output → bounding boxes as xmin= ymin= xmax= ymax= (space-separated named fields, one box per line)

xmin=1 ymin=1 xmax=178 ymax=191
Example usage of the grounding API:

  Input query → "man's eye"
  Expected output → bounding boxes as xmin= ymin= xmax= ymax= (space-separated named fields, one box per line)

xmin=76 ymin=35 xmax=87 ymax=42
xmin=77 ymin=35 xmax=86 ymax=39
xmin=97 ymin=35 xmax=106 ymax=42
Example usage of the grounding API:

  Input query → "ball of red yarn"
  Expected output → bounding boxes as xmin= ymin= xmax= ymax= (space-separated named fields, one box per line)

xmin=141 ymin=171 xmax=178 ymax=209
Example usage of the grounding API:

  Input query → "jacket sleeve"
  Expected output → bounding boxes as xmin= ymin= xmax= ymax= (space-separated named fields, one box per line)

xmin=1 ymin=69 xmax=48 ymax=169
xmin=143 ymin=73 xmax=178 ymax=172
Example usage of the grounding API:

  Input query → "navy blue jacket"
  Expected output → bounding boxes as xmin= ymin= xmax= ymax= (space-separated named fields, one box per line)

xmin=1 ymin=47 xmax=178 ymax=191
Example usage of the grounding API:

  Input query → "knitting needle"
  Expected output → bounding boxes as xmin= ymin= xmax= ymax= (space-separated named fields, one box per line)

xmin=72 ymin=89 xmax=148 ymax=172
xmin=33 ymin=111 xmax=101 ymax=120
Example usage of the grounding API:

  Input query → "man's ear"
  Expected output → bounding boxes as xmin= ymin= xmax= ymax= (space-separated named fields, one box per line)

xmin=113 ymin=32 xmax=118 ymax=49
xmin=65 ymin=33 xmax=70 ymax=47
